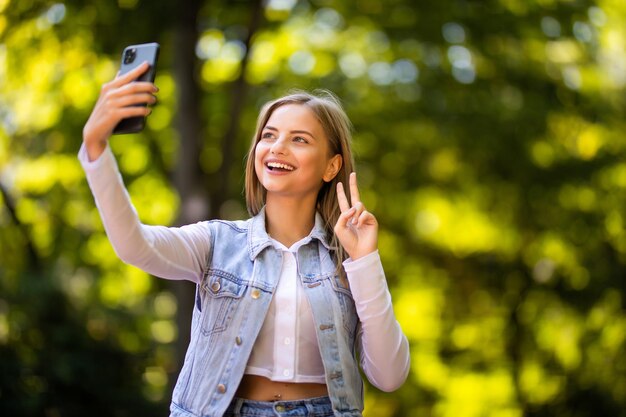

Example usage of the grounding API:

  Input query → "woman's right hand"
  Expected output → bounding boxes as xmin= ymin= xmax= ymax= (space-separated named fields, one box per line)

xmin=82 ymin=61 xmax=158 ymax=161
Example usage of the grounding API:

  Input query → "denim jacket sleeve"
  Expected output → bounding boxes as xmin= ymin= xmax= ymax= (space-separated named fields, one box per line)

xmin=78 ymin=143 xmax=211 ymax=283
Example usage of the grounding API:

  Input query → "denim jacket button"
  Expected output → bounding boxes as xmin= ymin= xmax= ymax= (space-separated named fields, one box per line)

xmin=211 ymin=281 xmax=221 ymax=292
xmin=235 ymin=336 xmax=242 ymax=345
xmin=217 ymin=383 xmax=226 ymax=393
xmin=251 ymin=289 xmax=260 ymax=299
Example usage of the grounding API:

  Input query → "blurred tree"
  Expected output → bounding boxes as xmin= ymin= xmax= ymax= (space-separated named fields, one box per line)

xmin=1 ymin=0 xmax=625 ymax=416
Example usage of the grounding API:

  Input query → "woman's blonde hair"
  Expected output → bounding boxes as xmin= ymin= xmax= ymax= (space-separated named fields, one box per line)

xmin=245 ymin=90 xmax=355 ymax=269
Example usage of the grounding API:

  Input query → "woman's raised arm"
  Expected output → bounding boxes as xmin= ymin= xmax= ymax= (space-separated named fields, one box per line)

xmin=80 ymin=65 xmax=209 ymax=283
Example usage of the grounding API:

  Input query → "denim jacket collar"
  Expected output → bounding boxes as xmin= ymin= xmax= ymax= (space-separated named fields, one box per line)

xmin=248 ymin=206 xmax=332 ymax=260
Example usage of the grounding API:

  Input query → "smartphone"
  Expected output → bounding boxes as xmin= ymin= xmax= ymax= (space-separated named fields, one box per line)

xmin=112 ymin=42 xmax=160 ymax=135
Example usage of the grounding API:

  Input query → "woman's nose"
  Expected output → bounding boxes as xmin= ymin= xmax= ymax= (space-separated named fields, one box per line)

xmin=270 ymin=136 xmax=288 ymax=154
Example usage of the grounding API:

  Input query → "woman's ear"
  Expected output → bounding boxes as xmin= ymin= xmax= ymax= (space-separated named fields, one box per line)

xmin=323 ymin=154 xmax=343 ymax=182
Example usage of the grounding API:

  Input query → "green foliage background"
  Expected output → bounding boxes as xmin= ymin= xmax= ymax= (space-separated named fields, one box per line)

xmin=1 ymin=0 xmax=625 ymax=416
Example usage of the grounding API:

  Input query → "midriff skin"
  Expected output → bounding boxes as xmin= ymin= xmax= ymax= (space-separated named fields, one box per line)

xmin=235 ymin=375 xmax=328 ymax=401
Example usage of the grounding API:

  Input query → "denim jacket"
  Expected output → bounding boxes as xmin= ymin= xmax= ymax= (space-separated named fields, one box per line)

xmin=169 ymin=208 xmax=364 ymax=417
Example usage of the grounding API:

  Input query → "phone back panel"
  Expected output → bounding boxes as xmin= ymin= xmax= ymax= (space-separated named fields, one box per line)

xmin=113 ymin=43 xmax=160 ymax=135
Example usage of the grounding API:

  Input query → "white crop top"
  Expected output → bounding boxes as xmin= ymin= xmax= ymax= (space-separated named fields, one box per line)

xmin=245 ymin=238 xmax=325 ymax=383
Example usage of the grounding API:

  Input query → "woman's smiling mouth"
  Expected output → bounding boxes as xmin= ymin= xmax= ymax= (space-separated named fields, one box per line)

xmin=265 ymin=161 xmax=295 ymax=171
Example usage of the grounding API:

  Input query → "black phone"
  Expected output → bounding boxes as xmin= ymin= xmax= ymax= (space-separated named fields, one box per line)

xmin=112 ymin=42 xmax=160 ymax=135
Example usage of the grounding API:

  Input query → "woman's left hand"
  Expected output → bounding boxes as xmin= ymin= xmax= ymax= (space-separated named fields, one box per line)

xmin=334 ymin=172 xmax=378 ymax=260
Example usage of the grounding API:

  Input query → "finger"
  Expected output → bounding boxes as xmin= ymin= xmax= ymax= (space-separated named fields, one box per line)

xmin=336 ymin=182 xmax=351 ymax=212
xmin=102 ymin=83 xmax=157 ymax=106
xmin=335 ymin=206 xmax=356 ymax=231
xmin=113 ymin=81 xmax=158 ymax=96
xmin=113 ymin=93 xmax=157 ymax=108
xmin=111 ymin=61 xmax=150 ymax=87
xmin=115 ymin=105 xmax=153 ymax=119
xmin=356 ymin=210 xmax=368 ymax=227
xmin=349 ymin=172 xmax=360 ymax=205
xmin=351 ymin=201 xmax=364 ymax=225
xmin=356 ymin=210 xmax=376 ymax=228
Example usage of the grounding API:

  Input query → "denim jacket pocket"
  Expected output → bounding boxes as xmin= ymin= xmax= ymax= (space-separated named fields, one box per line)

xmin=329 ymin=274 xmax=359 ymax=338
xmin=199 ymin=269 xmax=246 ymax=336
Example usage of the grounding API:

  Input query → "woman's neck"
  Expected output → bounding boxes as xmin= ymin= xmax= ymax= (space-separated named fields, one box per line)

xmin=264 ymin=195 xmax=317 ymax=248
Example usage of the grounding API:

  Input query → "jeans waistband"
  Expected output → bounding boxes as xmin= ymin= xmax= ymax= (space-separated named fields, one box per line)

xmin=224 ymin=395 xmax=333 ymax=416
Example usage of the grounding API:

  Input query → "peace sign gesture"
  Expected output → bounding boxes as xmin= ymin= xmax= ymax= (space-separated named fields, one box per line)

xmin=334 ymin=172 xmax=378 ymax=260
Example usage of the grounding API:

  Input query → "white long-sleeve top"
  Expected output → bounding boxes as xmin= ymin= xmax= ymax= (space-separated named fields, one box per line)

xmin=78 ymin=143 xmax=410 ymax=391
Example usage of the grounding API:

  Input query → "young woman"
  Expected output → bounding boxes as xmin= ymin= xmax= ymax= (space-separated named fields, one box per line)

xmin=80 ymin=61 xmax=410 ymax=417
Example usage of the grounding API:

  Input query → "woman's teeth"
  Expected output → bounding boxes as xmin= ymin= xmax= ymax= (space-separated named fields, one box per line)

xmin=267 ymin=162 xmax=294 ymax=171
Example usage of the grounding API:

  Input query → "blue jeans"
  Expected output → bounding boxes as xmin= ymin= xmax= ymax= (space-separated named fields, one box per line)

xmin=223 ymin=396 xmax=334 ymax=417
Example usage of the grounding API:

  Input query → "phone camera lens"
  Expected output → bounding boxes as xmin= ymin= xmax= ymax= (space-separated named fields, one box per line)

xmin=123 ymin=48 xmax=137 ymax=64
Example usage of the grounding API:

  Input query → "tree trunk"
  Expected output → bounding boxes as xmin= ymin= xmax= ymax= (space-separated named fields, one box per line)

xmin=209 ymin=0 xmax=264 ymax=219
xmin=170 ymin=0 xmax=205 ymax=394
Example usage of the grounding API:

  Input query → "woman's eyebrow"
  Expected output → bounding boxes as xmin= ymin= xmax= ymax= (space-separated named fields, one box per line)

xmin=291 ymin=129 xmax=315 ymax=138
xmin=263 ymin=125 xmax=316 ymax=139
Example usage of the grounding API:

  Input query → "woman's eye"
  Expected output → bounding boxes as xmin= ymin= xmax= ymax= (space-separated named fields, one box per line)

xmin=261 ymin=132 xmax=274 ymax=139
xmin=293 ymin=136 xmax=308 ymax=143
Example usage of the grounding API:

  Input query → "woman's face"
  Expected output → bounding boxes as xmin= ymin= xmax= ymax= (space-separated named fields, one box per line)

xmin=254 ymin=104 xmax=341 ymax=201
